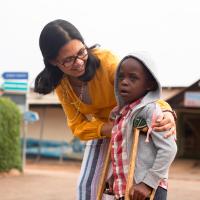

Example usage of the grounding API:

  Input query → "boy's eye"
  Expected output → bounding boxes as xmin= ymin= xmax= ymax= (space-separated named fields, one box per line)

xmin=130 ymin=75 xmax=137 ymax=81
xmin=118 ymin=74 xmax=124 ymax=80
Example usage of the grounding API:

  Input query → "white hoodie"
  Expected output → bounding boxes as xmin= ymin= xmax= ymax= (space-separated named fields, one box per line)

xmin=112 ymin=52 xmax=177 ymax=190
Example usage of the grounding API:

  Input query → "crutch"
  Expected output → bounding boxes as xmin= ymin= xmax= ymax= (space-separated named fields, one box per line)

xmin=97 ymin=128 xmax=155 ymax=200
xmin=125 ymin=128 xmax=155 ymax=200
xmin=97 ymin=139 xmax=112 ymax=200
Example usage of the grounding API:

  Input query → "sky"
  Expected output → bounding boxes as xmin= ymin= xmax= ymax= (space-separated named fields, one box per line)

xmin=0 ymin=0 xmax=200 ymax=87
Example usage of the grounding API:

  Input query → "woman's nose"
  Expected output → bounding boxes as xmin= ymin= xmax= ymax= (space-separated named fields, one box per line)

xmin=73 ymin=57 xmax=84 ymax=66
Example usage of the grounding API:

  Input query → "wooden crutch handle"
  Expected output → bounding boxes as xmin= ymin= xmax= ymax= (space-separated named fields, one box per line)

xmin=125 ymin=128 xmax=140 ymax=200
xmin=149 ymin=189 xmax=156 ymax=200
xmin=97 ymin=139 xmax=112 ymax=200
xmin=125 ymin=128 xmax=155 ymax=200
xmin=97 ymin=128 xmax=156 ymax=200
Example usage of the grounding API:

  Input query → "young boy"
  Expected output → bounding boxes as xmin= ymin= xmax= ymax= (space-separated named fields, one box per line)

xmin=107 ymin=53 xmax=177 ymax=200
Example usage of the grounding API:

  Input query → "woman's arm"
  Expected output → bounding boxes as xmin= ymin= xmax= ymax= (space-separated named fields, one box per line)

xmin=55 ymin=84 xmax=107 ymax=141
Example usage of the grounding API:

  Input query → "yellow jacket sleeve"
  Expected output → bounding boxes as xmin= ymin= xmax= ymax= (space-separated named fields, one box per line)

xmin=55 ymin=85 xmax=106 ymax=141
xmin=156 ymin=99 xmax=172 ymax=110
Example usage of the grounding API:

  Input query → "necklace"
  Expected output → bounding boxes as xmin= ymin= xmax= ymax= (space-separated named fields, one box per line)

xmin=61 ymin=78 xmax=85 ymax=122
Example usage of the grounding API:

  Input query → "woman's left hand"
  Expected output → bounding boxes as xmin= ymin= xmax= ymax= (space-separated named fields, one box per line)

xmin=152 ymin=111 xmax=176 ymax=138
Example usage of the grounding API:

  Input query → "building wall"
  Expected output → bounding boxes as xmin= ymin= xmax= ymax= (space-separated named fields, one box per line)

xmin=22 ymin=106 xmax=74 ymax=143
xmin=162 ymin=88 xmax=183 ymax=100
xmin=23 ymin=87 xmax=183 ymax=142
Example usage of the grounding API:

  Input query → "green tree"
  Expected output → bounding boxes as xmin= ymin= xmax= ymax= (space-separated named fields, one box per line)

xmin=0 ymin=97 xmax=22 ymax=171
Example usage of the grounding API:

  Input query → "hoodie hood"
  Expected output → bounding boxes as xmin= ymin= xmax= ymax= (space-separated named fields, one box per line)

xmin=114 ymin=52 xmax=162 ymax=108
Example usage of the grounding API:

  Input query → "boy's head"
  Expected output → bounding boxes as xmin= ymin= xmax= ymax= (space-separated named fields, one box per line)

xmin=118 ymin=56 xmax=158 ymax=104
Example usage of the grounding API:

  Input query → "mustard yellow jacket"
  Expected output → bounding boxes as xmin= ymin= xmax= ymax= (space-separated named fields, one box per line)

xmin=55 ymin=49 xmax=170 ymax=140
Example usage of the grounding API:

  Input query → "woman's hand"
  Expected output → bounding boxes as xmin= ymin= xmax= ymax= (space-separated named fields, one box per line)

xmin=152 ymin=111 xmax=176 ymax=138
xmin=101 ymin=121 xmax=114 ymax=137
xmin=129 ymin=183 xmax=152 ymax=200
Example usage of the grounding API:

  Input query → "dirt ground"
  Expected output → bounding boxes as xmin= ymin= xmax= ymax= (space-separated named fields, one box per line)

xmin=0 ymin=159 xmax=200 ymax=200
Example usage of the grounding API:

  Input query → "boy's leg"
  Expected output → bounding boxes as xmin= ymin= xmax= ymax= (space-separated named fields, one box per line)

xmin=153 ymin=187 xmax=167 ymax=200
xmin=145 ymin=187 xmax=167 ymax=200
xmin=77 ymin=138 xmax=110 ymax=200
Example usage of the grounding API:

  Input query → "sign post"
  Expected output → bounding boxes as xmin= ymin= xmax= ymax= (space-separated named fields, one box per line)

xmin=1 ymin=72 xmax=28 ymax=94
xmin=22 ymin=111 xmax=39 ymax=170
xmin=1 ymin=71 xmax=32 ymax=172
xmin=2 ymin=72 xmax=28 ymax=80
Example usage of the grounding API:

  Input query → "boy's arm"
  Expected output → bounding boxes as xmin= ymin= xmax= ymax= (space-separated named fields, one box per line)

xmin=142 ymin=103 xmax=177 ymax=189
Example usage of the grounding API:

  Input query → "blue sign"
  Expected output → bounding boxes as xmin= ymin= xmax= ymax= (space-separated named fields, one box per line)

xmin=184 ymin=92 xmax=200 ymax=107
xmin=23 ymin=111 xmax=39 ymax=122
xmin=2 ymin=72 xmax=28 ymax=80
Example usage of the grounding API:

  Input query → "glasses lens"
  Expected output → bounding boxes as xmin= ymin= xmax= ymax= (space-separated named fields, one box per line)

xmin=78 ymin=48 xmax=87 ymax=58
xmin=63 ymin=59 xmax=74 ymax=68
xmin=62 ymin=47 xmax=87 ymax=67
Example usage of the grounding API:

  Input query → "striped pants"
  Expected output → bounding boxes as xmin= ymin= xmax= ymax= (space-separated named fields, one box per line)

xmin=76 ymin=139 xmax=167 ymax=200
xmin=77 ymin=138 xmax=110 ymax=200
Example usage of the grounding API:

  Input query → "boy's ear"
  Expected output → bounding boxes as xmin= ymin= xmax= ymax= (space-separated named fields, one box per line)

xmin=146 ymin=80 xmax=158 ymax=91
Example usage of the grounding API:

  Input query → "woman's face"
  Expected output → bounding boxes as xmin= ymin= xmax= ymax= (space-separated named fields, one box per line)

xmin=53 ymin=39 xmax=88 ymax=77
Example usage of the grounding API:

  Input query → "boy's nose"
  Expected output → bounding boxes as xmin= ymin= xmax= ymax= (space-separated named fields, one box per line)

xmin=121 ymin=78 xmax=129 ymax=85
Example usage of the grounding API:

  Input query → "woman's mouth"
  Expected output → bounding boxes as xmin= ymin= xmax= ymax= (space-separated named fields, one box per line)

xmin=72 ymin=63 xmax=85 ymax=72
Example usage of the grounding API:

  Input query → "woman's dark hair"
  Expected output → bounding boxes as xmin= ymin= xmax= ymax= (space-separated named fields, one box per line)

xmin=34 ymin=19 xmax=100 ymax=94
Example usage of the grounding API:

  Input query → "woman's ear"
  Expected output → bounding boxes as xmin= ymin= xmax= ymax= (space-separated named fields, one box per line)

xmin=49 ymin=59 xmax=57 ymax=66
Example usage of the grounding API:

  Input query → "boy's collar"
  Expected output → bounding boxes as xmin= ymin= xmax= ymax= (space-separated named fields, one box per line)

xmin=119 ymin=98 xmax=142 ymax=115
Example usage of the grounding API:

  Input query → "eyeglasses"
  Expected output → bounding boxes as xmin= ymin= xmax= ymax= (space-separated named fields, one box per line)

xmin=59 ymin=47 xmax=88 ymax=68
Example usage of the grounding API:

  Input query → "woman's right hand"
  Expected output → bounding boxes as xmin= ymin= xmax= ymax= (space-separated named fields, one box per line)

xmin=101 ymin=121 xmax=114 ymax=137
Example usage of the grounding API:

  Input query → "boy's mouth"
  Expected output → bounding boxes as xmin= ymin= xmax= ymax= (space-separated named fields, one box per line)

xmin=119 ymin=89 xmax=129 ymax=96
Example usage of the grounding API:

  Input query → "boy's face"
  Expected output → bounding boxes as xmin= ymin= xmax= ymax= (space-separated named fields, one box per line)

xmin=118 ymin=58 xmax=153 ymax=104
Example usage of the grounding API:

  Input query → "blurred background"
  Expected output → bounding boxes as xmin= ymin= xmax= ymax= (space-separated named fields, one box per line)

xmin=0 ymin=0 xmax=200 ymax=199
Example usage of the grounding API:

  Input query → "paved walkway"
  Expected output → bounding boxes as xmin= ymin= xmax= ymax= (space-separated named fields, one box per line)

xmin=0 ymin=159 xmax=200 ymax=200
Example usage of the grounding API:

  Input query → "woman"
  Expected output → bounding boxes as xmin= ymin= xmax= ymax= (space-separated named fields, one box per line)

xmin=34 ymin=19 xmax=176 ymax=200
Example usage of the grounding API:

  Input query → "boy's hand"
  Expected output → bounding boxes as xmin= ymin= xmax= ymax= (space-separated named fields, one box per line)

xmin=104 ymin=175 xmax=114 ymax=194
xmin=129 ymin=182 xmax=152 ymax=200
xmin=108 ymin=175 xmax=114 ymax=193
